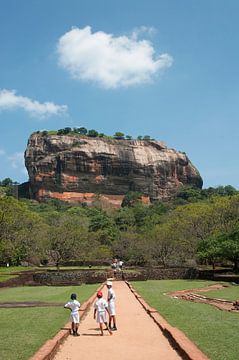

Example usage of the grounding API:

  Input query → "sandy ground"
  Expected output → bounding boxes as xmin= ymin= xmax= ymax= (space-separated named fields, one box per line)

xmin=54 ymin=281 xmax=181 ymax=360
xmin=169 ymin=284 xmax=239 ymax=313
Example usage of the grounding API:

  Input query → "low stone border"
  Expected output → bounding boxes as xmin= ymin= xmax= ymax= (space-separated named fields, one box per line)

xmin=125 ymin=281 xmax=209 ymax=360
xmin=29 ymin=283 xmax=104 ymax=360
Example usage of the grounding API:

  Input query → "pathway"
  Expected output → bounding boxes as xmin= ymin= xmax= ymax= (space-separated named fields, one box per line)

xmin=54 ymin=281 xmax=181 ymax=360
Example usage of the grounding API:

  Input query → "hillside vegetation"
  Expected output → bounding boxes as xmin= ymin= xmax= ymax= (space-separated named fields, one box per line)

xmin=0 ymin=178 xmax=238 ymax=270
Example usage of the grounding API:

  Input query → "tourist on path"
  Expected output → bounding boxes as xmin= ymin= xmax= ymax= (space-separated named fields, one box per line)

xmin=106 ymin=280 xmax=117 ymax=330
xmin=64 ymin=293 xmax=80 ymax=336
xmin=93 ymin=290 xmax=112 ymax=336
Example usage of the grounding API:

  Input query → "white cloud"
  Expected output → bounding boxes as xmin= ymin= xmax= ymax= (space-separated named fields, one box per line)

xmin=131 ymin=26 xmax=157 ymax=40
xmin=0 ymin=89 xmax=68 ymax=118
xmin=0 ymin=149 xmax=5 ymax=156
xmin=57 ymin=26 xmax=173 ymax=89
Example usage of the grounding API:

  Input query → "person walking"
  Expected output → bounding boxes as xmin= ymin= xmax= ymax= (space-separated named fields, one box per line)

xmin=64 ymin=293 xmax=80 ymax=336
xmin=93 ymin=290 xmax=112 ymax=336
xmin=106 ymin=281 xmax=117 ymax=330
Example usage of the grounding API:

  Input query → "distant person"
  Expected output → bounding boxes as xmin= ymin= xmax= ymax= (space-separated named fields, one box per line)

xmin=106 ymin=281 xmax=117 ymax=330
xmin=111 ymin=258 xmax=117 ymax=276
xmin=93 ymin=290 xmax=112 ymax=336
xmin=118 ymin=260 xmax=124 ymax=270
xmin=111 ymin=262 xmax=116 ymax=270
xmin=64 ymin=293 xmax=80 ymax=336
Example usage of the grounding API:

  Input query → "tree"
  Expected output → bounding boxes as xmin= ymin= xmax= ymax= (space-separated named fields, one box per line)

xmin=88 ymin=209 xmax=116 ymax=245
xmin=78 ymin=127 xmax=88 ymax=135
xmin=143 ymin=135 xmax=151 ymax=141
xmin=149 ymin=223 xmax=177 ymax=267
xmin=0 ymin=197 xmax=46 ymax=265
xmin=219 ymin=230 xmax=239 ymax=271
xmin=125 ymin=135 xmax=132 ymax=140
xmin=175 ymin=185 xmax=203 ymax=204
xmin=113 ymin=132 xmax=125 ymax=140
xmin=197 ymin=236 xmax=222 ymax=270
xmin=63 ymin=127 xmax=72 ymax=134
xmin=121 ymin=192 xmax=143 ymax=207
xmin=0 ymin=178 xmax=13 ymax=187
xmin=88 ymin=129 xmax=98 ymax=137
xmin=137 ymin=135 xmax=142 ymax=140
xmin=57 ymin=129 xmax=64 ymax=135
xmin=45 ymin=214 xmax=88 ymax=269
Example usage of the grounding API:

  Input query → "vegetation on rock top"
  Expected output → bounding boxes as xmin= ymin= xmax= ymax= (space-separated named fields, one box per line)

xmin=32 ymin=126 xmax=154 ymax=141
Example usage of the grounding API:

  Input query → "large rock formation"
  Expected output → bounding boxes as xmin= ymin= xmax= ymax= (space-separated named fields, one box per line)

xmin=25 ymin=133 xmax=202 ymax=206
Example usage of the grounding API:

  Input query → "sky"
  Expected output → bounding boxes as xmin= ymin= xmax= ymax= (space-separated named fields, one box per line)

xmin=0 ymin=0 xmax=239 ymax=188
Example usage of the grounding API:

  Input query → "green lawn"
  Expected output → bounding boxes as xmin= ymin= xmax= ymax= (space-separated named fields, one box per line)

xmin=0 ymin=266 xmax=36 ymax=274
xmin=132 ymin=280 xmax=239 ymax=360
xmin=198 ymin=284 xmax=239 ymax=301
xmin=0 ymin=266 xmax=108 ymax=274
xmin=0 ymin=274 xmax=18 ymax=283
xmin=0 ymin=284 xmax=99 ymax=360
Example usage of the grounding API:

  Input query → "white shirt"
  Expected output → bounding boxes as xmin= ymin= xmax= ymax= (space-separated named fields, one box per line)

xmin=108 ymin=288 xmax=116 ymax=303
xmin=64 ymin=300 xmax=80 ymax=314
xmin=94 ymin=298 xmax=108 ymax=312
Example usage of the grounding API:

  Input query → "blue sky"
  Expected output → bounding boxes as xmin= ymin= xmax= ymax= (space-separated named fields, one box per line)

xmin=0 ymin=0 xmax=238 ymax=188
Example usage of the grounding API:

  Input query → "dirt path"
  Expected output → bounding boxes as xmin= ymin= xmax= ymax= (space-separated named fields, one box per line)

xmin=0 ymin=301 xmax=62 ymax=308
xmin=54 ymin=281 xmax=181 ymax=360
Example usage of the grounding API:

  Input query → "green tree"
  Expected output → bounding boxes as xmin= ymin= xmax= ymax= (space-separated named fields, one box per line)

xmin=113 ymin=132 xmax=125 ymax=139
xmin=219 ymin=229 xmax=239 ymax=271
xmin=78 ymin=127 xmax=88 ymax=135
xmin=121 ymin=192 xmax=143 ymax=207
xmin=88 ymin=129 xmax=99 ymax=137
xmin=0 ymin=178 xmax=14 ymax=187
xmin=197 ymin=236 xmax=222 ymax=270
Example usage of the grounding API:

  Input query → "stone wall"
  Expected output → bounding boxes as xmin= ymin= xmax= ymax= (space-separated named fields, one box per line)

xmin=32 ymin=267 xmax=199 ymax=285
xmin=33 ymin=269 xmax=111 ymax=285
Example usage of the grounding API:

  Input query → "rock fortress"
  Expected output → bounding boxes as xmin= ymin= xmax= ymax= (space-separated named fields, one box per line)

xmin=24 ymin=132 xmax=203 ymax=207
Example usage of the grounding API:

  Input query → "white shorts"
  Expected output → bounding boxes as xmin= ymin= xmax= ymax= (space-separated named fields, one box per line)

xmin=96 ymin=311 xmax=107 ymax=323
xmin=70 ymin=312 xmax=80 ymax=324
xmin=108 ymin=302 xmax=116 ymax=316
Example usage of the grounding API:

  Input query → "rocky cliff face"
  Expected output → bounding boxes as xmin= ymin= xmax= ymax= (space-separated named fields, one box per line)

xmin=25 ymin=133 xmax=202 ymax=206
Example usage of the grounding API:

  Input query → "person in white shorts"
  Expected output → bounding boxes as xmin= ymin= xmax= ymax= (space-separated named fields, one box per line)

xmin=93 ymin=290 xmax=112 ymax=336
xmin=64 ymin=293 xmax=80 ymax=336
xmin=106 ymin=281 xmax=117 ymax=330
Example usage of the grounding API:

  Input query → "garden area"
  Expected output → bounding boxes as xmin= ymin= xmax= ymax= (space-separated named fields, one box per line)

xmin=0 ymin=284 xmax=99 ymax=360
xmin=132 ymin=279 xmax=239 ymax=360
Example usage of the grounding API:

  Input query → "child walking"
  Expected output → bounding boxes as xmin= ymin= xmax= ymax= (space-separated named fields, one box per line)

xmin=106 ymin=281 xmax=117 ymax=330
xmin=64 ymin=293 xmax=80 ymax=336
xmin=93 ymin=290 xmax=112 ymax=336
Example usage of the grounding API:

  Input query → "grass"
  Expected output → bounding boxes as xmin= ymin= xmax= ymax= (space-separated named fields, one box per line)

xmin=0 ymin=284 xmax=98 ymax=303
xmin=0 ymin=266 xmax=36 ymax=274
xmin=132 ymin=280 xmax=239 ymax=360
xmin=0 ymin=274 xmax=18 ymax=283
xmin=0 ymin=265 xmax=109 ymax=274
xmin=0 ymin=283 xmax=99 ymax=360
xmin=198 ymin=284 xmax=239 ymax=301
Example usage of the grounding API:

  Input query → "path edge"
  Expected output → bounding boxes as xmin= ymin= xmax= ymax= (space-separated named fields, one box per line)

xmin=29 ymin=283 xmax=104 ymax=360
xmin=125 ymin=281 xmax=209 ymax=360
